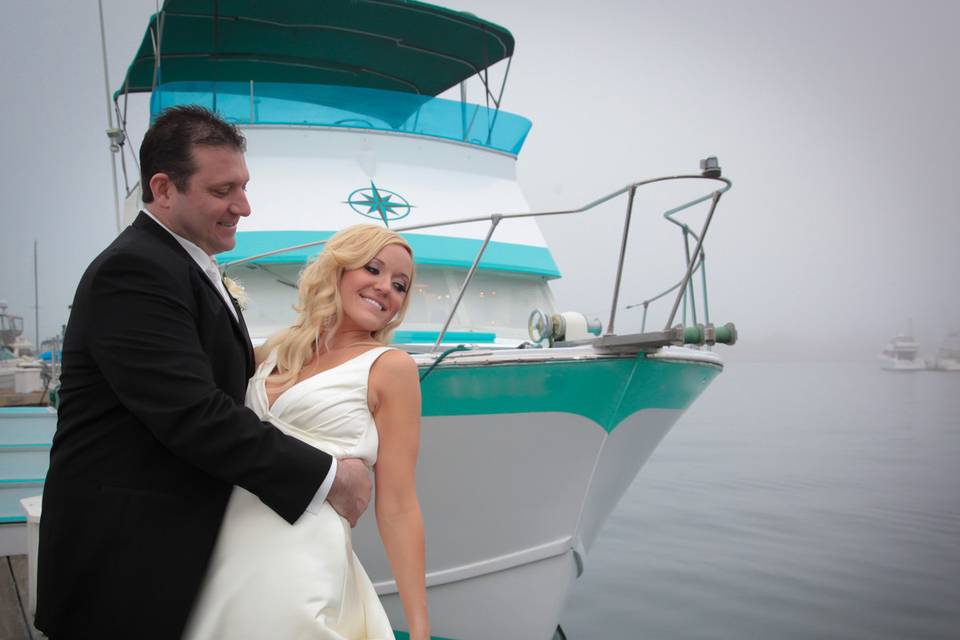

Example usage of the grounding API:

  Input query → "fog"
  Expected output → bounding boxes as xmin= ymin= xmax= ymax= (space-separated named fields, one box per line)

xmin=1 ymin=0 xmax=957 ymax=361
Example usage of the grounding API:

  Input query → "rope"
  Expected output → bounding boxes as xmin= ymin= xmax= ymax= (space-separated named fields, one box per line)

xmin=419 ymin=345 xmax=472 ymax=382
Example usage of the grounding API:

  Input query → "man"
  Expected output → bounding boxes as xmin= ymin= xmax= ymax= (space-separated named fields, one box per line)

xmin=35 ymin=106 xmax=371 ymax=639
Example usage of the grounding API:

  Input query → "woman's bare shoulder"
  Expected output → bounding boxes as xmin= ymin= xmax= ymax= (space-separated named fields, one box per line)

xmin=371 ymin=348 xmax=419 ymax=381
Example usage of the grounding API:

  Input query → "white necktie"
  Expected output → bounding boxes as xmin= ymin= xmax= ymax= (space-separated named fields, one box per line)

xmin=204 ymin=258 xmax=238 ymax=321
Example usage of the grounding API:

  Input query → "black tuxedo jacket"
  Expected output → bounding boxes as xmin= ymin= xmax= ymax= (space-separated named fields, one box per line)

xmin=35 ymin=213 xmax=332 ymax=639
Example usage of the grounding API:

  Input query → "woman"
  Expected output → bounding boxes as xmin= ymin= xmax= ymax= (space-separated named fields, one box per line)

xmin=186 ymin=224 xmax=428 ymax=640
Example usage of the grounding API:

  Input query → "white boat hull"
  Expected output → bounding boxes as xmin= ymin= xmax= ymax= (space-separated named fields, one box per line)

xmin=932 ymin=358 xmax=960 ymax=371
xmin=878 ymin=355 xmax=926 ymax=371
xmin=348 ymin=348 xmax=719 ymax=639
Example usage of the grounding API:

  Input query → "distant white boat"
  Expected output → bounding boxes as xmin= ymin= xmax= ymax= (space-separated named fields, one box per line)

xmin=0 ymin=300 xmax=28 ymax=359
xmin=879 ymin=334 xmax=925 ymax=371
xmin=932 ymin=331 xmax=960 ymax=371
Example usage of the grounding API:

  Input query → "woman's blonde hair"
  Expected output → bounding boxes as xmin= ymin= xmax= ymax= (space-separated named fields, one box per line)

xmin=258 ymin=224 xmax=415 ymax=391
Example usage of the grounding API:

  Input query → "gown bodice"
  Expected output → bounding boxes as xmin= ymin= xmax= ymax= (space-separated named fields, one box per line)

xmin=246 ymin=346 xmax=394 ymax=467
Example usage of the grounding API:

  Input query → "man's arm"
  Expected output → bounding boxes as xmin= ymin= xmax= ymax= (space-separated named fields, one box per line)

xmin=83 ymin=249 xmax=327 ymax=522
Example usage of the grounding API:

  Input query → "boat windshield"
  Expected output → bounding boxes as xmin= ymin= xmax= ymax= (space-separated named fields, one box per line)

xmin=236 ymin=264 xmax=555 ymax=345
xmin=0 ymin=314 xmax=23 ymax=333
xmin=151 ymin=81 xmax=532 ymax=156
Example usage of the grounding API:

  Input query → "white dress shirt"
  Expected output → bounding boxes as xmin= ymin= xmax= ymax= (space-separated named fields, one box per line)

xmin=141 ymin=210 xmax=335 ymax=512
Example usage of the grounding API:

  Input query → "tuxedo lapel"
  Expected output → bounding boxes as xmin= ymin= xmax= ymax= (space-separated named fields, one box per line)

xmin=132 ymin=212 xmax=255 ymax=375
xmin=197 ymin=270 xmax=256 ymax=374
xmin=225 ymin=288 xmax=256 ymax=377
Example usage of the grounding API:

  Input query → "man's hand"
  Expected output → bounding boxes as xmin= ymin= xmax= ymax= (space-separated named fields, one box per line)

xmin=326 ymin=458 xmax=372 ymax=527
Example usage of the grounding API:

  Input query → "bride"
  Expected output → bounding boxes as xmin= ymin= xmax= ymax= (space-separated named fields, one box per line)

xmin=186 ymin=224 xmax=428 ymax=640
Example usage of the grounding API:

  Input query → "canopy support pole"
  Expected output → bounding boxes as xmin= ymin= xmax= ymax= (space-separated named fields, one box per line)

xmin=97 ymin=0 xmax=122 ymax=234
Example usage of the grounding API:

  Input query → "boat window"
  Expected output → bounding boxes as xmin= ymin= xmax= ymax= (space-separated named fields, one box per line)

xmin=151 ymin=82 xmax=532 ymax=156
xmin=232 ymin=263 xmax=556 ymax=344
xmin=401 ymin=267 xmax=556 ymax=341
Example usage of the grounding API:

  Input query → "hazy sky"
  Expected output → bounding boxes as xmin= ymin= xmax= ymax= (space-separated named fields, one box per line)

xmin=1 ymin=0 xmax=958 ymax=360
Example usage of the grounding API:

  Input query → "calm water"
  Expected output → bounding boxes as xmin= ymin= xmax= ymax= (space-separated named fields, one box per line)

xmin=560 ymin=362 xmax=960 ymax=639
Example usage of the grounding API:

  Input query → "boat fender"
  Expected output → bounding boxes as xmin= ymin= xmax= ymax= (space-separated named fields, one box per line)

xmin=559 ymin=312 xmax=602 ymax=341
xmin=528 ymin=309 xmax=602 ymax=346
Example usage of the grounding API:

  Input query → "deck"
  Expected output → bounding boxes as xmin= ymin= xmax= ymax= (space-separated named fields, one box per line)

xmin=0 ymin=555 xmax=40 ymax=640
xmin=0 ymin=394 xmax=46 ymax=409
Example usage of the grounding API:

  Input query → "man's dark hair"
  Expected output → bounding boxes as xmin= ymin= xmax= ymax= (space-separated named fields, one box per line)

xmin=139 ymin=105 xmax=246 ymax=203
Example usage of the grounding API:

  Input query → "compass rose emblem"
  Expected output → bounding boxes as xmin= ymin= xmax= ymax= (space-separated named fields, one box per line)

xmin=344 ymin=182 xmax=413 ymax=228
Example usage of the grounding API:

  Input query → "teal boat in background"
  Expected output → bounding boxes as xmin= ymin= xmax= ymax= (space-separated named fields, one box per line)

xmin=0 ymin=407 xmax=53 ymax=555
xmin=6 ymin=2 xmax=739 ymax=638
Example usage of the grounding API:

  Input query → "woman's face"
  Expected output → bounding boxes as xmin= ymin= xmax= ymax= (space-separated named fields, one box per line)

xmin=338 ymin=243 xmax=413 ymax=334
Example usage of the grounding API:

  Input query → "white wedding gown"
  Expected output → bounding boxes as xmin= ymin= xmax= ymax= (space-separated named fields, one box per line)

xmin=185 ymin=347 xmax=396 ymax=640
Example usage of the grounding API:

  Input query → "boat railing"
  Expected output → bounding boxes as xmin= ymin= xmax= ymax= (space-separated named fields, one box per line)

xmin=222 ymin=157 xmax=733 ymax=353
xmin=625 ymin=176 xmax=722 ymax=332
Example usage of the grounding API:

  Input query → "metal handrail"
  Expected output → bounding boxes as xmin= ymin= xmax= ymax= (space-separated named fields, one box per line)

xmin=626 ymin=171 xmax=729 ymax=331
xmin=222 ymin=161 xmax=732 ymax=352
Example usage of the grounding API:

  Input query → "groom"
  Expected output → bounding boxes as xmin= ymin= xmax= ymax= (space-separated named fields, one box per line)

xmin=35 ymin=106 xmax=371 ymax=639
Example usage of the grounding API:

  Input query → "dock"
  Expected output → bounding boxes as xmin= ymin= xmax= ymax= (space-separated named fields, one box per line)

xmin=0 ymin=394 xmax=46 ymax=409
xmin=0 ymin=408 xmax=52 ymax=639
xmin=0 ymin=555 xmax=40 ymax=640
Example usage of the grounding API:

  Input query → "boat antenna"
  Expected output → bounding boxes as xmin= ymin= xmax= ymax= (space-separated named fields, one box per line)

xmin=33 ymin=240 xmax=39 ymax=350
xmin=98 ymin=0 xmax=123 ymax=234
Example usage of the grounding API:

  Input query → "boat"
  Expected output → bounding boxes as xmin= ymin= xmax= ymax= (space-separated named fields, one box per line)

xmin=0 ymin=301 xmax=48 ymax=407
xmin=879 ymin=332 xmax=925 ymax=371
xmin=0 ymin=406 xmax=53 ymax=557
xmin=932 ymin=330 xmax=960 ymax=371
xmin=0 ymin=303 xmax=53 ymax=556
xmin=0 ymin=301 xmax=25 ymax=355
xmin=13 ymin=1 xmax=738 ymax=637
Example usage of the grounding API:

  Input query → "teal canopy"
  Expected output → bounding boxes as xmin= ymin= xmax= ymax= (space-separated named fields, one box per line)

xmin=118 ymin=0 xmax=515 ymax=99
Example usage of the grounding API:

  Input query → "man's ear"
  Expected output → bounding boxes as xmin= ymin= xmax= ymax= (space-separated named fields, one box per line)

xmin=149 ymin=173 xmax=174 ymax=206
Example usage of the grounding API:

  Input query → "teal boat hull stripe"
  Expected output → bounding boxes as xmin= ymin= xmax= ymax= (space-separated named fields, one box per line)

xmin=420 ymin=355 xmax=720 ymax=433
xmin=0 ymin=407 xmax=54 ymax=415
xmin=220 ymin=231 xmax=561 ymax=278
xmin=393 ymin=330 xmax=496 ymax=344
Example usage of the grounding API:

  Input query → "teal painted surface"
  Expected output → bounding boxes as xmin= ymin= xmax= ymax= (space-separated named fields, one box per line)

xmin=0 ymin=483 xmax=43 ymax=520
xmin=420 ymin=355 xmax=721 ymax=433
xmin=0 ymin=357 xmax=719 ymax=498
xmin=0 ymin=409 xmax=55 ymax=446
xmin=219 ymin=232 xmax=561 ymax=278
xmin=393 ymin=330 xmax=497 ymax=344
xmin=0 ymin=401 xmax=52 ymax=488
xmin=0 ymin=450 xmax=50 ymax=481
xmin=0 ymin=407 xmax=53 ymax=415
xmin=152 ymin=82 xmax=532 ymax=155
xmin=394 ymin=632 xmax=455 ymax=640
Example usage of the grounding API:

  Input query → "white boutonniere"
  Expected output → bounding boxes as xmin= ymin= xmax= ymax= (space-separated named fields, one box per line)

xmin=222 ymin=276 xmax=249 ymax=310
